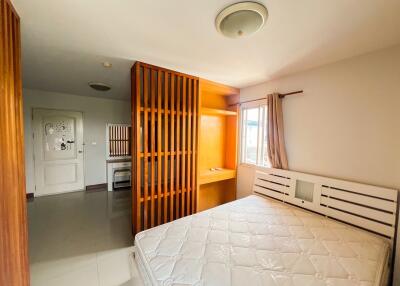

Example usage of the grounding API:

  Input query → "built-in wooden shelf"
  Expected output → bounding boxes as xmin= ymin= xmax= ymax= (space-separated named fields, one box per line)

xmin=201 ymin=108 xmax=237 ymax=116
xmin=199 ymin=168 xmax=237 ymax=185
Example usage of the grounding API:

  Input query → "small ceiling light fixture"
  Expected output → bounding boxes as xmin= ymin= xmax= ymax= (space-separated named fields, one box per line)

xmin=216 ymin=2 xmax=268 ymax=38
xmin=102 ymin=61 xmax=112 ymax=68
xmin=88 ymin=82 xmax=111 ymax=91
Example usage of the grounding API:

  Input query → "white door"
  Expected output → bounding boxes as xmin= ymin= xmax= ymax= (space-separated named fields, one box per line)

xmin=33 ymin=109 xmax=84 ymax=196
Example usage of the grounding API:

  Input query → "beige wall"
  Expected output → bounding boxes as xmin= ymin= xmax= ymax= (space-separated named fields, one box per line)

xmin=237 ymin=45 xmax=400 ymax=284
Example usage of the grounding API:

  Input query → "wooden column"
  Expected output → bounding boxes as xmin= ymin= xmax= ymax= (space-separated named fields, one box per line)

xmin=131 ymin=62 xmax=199 ymax=234
xmin=0 ymin=0 xmax=30 ymax=285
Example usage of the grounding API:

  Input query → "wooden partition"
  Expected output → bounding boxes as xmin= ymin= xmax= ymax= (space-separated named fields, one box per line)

xmin=0 ymin=0 xmax=30 ymax=285
xmin=131 ymin=62 xmax=199 ymax=234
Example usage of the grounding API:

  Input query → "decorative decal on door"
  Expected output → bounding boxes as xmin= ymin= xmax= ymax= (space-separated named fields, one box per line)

xmin=43 ymin=116 xmax=76 ymax=160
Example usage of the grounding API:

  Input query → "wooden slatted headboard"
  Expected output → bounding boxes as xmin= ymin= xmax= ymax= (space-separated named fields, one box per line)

xmin=253 ymin=168 xmax=399 ymax=239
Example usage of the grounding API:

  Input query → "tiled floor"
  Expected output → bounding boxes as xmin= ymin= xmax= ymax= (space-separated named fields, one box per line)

xmin=28 ymin=189 xmax=144 ymax=286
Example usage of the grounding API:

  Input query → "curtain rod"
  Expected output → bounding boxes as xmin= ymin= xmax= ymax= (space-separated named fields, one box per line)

xmin=229 ymin=90 xmax=303 ymax=106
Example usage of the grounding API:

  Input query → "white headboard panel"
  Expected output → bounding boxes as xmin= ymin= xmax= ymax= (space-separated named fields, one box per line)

xmin=253 ymin=168 xmax=399 ymax=239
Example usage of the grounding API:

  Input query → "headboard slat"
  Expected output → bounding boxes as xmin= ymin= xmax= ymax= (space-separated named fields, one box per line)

xmin=321 ymin=187 xmax=396 ymax=213
xmin=324 ymin=206 xmax=395 ymax=237
xmin=253 ymin=168 xmax=398 ymax=240
xmin=320 ymin=196 xmax=395 ymax=225
xmin=253 ymin=185 xmax=285 ymax=201
xmin=321 ymin=180 xmax=397 ymax=201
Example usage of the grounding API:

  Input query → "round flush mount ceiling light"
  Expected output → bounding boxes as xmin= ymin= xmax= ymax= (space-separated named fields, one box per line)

xmin=88 ymin=82 xmax=111 ymax=91
xmin=216 ymin=2 xmax=268 ymax=38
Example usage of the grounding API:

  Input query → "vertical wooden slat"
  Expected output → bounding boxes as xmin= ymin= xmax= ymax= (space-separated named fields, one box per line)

xmin=187 ymin=79 xmax=192 ymax=215
xmin=181 ymin=78 xmax=186 ymax=217
xmin=157 ymin=70 xmax=162 ymax=225
xmin=150 ymin=69 xmax=156 ymax=228
xmin=143 ymin=67 xmax=149 ymax=229
xmin=113 ymin=126 xmax=115 ymax=156
xmin=115 ymin=126 xmax=117 ymax=156
xmin=110 ymin=126 xmax=114 ymax=157
xmin=126 ymin=126 xmax=128 ymax=156
xmin=129 ymin=126 xmax=132 ymax=156
xmin=175 ymin=76 xmax=181 ymax=219
xmin=117 ymin=126 xmax=120 ymax=156
xmin=163 ymin=72 xmax=169 ymax=223
xmin=192 ymin=79 xmax=198 ymax=213
xmin=115 ymin=126 xmax=118 ymax=156
xmin=109 ymin=126 xmax=112 ymax=156
xmin=123 ymin=126 xmax=125 ymax=156
xmin=108 ymin=126 xmax=111 ymax=156
xmin=120 ymin=126 xmax=122 ymax=156
xmin=118 ymin=126 xmax=120 ymax=156
xmin=127 ymin=126 xmax=130 ymax=156
xmin=0 ymin=0 xmax=29 ymax=284
xmin=169 ymin=75 xmax=175 ymax=221
xmin=123 ymin=126 xmax=125 ymax=155
xmin=114 ymin=126 xmax=117 ymax=157
xmin=124 ymin=126 xmax=126 ymax=156
xmin=122 ymin=125 xmax=125 ymax=156
xmin=134 ymin=64 xmax=141 ymax=233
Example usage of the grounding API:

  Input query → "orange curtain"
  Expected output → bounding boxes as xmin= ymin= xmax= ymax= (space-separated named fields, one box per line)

xmin=267 ymin=93 xmax=289 ymax=169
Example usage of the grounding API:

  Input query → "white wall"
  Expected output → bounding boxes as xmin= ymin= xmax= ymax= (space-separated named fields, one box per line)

xmin=237 ymin=44 xmax=400 ymax=284
xmin=23 ymin=88 xmax=131 ymax=194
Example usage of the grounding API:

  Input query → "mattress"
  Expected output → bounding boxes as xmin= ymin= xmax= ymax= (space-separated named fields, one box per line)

xmin=134 ymin=195 xmax=390 ymax=286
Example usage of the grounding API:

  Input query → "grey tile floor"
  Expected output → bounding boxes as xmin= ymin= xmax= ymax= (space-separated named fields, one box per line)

xmin=28 ymin=189 xmax=143 ymax=286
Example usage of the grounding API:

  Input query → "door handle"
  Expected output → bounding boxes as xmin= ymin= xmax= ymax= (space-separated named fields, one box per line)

xmin=78 ymin=150 xmax=83 ymax=154
xmin=67 ymin=140 xmax=75 ymax=144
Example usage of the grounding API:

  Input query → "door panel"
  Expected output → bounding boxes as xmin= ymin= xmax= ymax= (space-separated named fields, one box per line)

xmin=33 ymin=109 xmax=84 ymax=195
xmin=44 ymin=163 xmax=78 ymax=184
xmin=0 ymin=0 xmax=30 ymax=285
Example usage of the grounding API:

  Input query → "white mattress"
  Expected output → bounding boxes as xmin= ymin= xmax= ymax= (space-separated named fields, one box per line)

xmin=135 ymin=195 xmax=390 ymax=286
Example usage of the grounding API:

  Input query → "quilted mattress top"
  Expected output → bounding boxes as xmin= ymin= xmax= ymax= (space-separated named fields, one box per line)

xmin=135 ymin=195 xmax=390 ymax=286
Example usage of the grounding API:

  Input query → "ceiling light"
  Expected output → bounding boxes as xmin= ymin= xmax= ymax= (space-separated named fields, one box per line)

xmin=216 ymin=2 xmax=268 ymax=38
xmin=102 ymin=62 xmax=112 ymax=68
xmin=88 ymin=82 xmax=111 ymax=91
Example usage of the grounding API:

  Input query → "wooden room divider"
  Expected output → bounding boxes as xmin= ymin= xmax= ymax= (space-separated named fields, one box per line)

xmin=131 ymin=62 xmax=199 ymax=234
xmin=0 ymin=0 xmax=30 ymax=285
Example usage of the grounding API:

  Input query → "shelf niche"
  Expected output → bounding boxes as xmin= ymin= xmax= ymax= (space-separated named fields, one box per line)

xmin=197 ymin=79 xmax=239 ymax=212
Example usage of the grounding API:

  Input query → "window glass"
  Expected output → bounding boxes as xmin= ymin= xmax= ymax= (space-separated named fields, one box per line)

xmin=241 ymin=105 xmax=270 ymax=167
xmin=261 ymin=107 xmax=269 ymax=167
xmin=243 ymin=108 xmax=259 ymax=164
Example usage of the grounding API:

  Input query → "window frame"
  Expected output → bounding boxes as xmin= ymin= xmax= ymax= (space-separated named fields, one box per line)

xmin=239 ymin=99 xmax=270 ymax=168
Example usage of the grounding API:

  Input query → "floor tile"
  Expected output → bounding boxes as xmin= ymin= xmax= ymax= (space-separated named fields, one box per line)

xmin=28 ymin=189 xmax=138 ymax=286
xmin=32 ymin=260 xmax=99 ymax=286
xmin=97 ymin=247 xmax=135 ymax=286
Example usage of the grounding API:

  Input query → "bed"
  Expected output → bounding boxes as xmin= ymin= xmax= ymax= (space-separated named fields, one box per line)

xmin=134 ymin=168 xmax=398 ymax=286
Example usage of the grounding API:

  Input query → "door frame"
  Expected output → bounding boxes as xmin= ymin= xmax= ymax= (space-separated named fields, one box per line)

xmin=31 ymin=107 xmax=86 ymax=196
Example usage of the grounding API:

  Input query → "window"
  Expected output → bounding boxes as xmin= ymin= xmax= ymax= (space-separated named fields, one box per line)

xmin=241 ymin=104 xmax=270 ymax=167
xmin=106 ymin=124 xmax=131 ymax=158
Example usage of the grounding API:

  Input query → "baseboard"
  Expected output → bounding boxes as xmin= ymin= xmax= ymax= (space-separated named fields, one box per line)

xmin=26 ymin=193 xmax=34 ymax=201
xmin=85 ymin=183 xmax=107 ymax=192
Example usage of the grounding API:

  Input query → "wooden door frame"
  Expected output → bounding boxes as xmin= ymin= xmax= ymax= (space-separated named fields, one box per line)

xmin=0 ymin=0 xmax=30 ymax=285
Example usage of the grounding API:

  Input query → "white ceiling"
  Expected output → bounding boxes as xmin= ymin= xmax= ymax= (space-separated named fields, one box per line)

xmin=13 ymin=0 xmax=400 ymax=100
